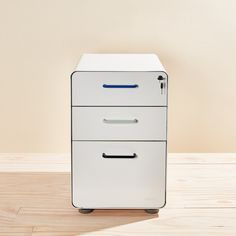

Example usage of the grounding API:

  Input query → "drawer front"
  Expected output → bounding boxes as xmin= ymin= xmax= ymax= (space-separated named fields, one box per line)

xmin=72 ymin=141 xmax=166 ymax=208
xmin=71 ymin=71 xmax=167 ymax=106
xmin=72 ymin=107 xmax=167 ymax=141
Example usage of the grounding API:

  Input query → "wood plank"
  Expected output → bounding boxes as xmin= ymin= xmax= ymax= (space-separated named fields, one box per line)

xmin=30 ymin=233 xmax=236 ymax=236
xmin=0 ymin=226 xmax=32 ymax=235
xmin=167 ymin=164 xmax=236 ymax=208
xmin=0 ymin=207 xmax=19 ymax=224
xmin=0 ymin=173 xmax=71 ymax=209
xmin=168 ymin=153 xmax=236 ymax=164
xmin=88 ymin=208 xmax=236 ymax=235
xmin=26 ymin=209 xmax=236 ymax=235
xmin=0 ymin=233 xmax=30 ymax=236
xmin=0 ymin=153 xmax=236 ymax=172
xmin=0 ymin=153 xmax=70 ymax=172
xmin=17 ymin=209 xmax=155 ymax=233
xmin=0 ymin=154 xmax=235 ymax=235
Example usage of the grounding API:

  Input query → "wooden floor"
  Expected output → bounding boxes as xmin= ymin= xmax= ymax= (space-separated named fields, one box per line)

xmin=0 ymin=153 xmax=236 ymax=236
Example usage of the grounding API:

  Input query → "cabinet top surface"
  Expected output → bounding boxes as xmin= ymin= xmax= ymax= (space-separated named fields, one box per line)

xmin=74 ymin=54 xmax=166 ymax=72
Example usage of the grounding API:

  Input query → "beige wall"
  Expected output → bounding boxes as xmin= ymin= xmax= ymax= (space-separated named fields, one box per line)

xmin=0 ymin=0 xmax=235 ymax=153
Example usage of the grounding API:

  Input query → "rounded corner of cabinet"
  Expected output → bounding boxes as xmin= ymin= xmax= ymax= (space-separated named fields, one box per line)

xmin=158 ymin=71 xmax=168 ymax=79
xmin=70 ymin=71 xmax=78 ymax=80
xmin=71 ymin=199 xmax=80 ymax=209
xmin=159 ymin=198 xmax=167 ymax=209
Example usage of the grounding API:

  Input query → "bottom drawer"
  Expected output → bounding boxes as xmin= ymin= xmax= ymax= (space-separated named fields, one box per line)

xmin=72 ymin=141 xmax=166 ymax=209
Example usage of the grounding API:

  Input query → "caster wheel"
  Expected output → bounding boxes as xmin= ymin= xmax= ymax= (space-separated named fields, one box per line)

xmin=145 ymin=209 xmax=159 ymax=214
xmin=78 ymin=209 xmax=94 ymax=214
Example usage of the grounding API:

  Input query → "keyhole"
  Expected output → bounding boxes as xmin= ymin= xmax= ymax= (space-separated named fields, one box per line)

xmin=158 ymin=76 xmax=165 ymax=94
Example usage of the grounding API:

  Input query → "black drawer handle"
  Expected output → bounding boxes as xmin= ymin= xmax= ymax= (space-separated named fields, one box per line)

xmin=102 ymin=153 xmax=137 ymax=159
xmin=103 ymin=84 xmax=138 ymax=88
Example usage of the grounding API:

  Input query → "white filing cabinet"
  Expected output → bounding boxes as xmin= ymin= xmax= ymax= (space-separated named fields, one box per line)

xmin=71 ymin=54 xmax=168 ymax=214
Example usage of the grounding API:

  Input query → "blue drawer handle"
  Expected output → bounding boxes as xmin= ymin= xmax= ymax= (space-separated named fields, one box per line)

xmin=103 ymin=84 xmax=138 ymax=88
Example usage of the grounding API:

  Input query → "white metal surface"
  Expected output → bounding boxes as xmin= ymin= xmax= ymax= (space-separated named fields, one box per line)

xmin=72 ymin=141 xmax=166 ymax=209
xmin=71 ymin=54 xmax=168 ymax=210
xmin=71 ymin=71 xmax=167 ymax=106
xmin=76 ymin=54 xmax=166 ymax=72
xmin=72 ymin=107 xmax=167 ymax=140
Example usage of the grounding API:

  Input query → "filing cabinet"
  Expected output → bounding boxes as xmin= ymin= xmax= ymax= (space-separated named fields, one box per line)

xmin=71 ymin=54 xmax=168 ymax=214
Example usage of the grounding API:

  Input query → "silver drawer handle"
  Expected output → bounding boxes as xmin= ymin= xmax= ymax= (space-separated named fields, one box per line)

xmin=103 ymin=118 xmax=138 ymax=124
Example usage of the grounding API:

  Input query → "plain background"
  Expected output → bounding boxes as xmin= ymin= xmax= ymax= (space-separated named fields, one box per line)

xmin=0 ymin=0 xmax=235 ymax=153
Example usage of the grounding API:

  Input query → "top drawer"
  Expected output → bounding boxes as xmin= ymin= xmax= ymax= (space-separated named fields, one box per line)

xmin=71 ymin=72 xmax=168 ymax=106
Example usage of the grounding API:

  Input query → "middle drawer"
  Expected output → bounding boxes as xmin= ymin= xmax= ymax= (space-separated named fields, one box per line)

xmin=72 ymin=107 xmax=167 ymax=141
